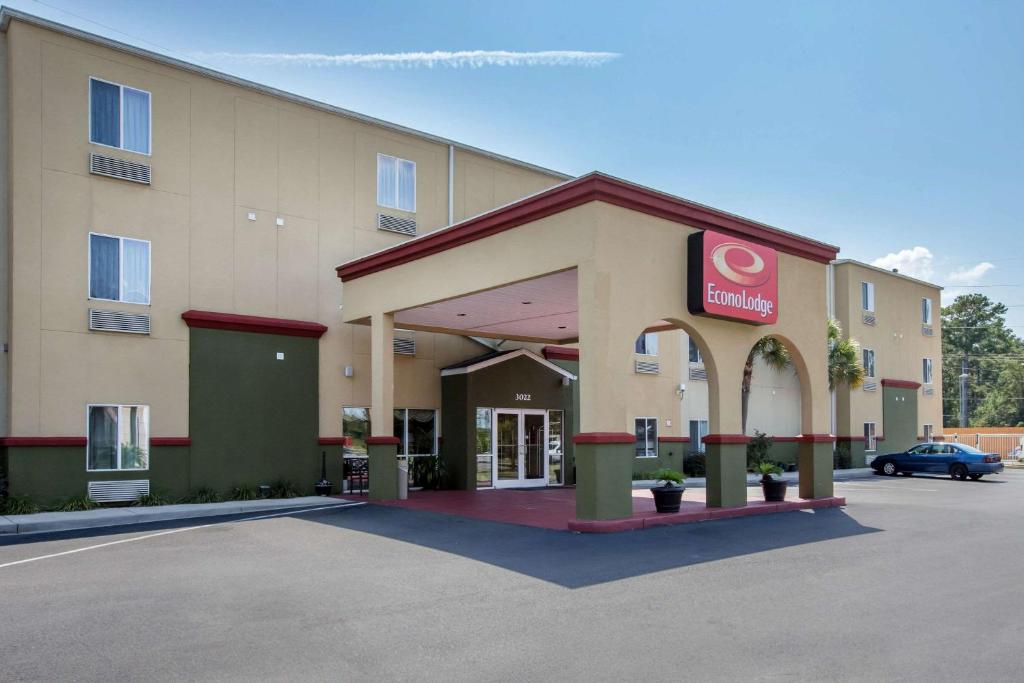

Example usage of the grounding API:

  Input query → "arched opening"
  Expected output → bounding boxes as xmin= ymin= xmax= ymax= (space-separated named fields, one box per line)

xmin=739 ymin=334 xmax=804 ymax=471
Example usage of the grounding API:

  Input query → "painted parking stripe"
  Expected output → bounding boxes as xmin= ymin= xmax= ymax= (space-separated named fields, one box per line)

xmin=837 ymin=483 xmax=939 ymax=492
xmin=0 ymin=502 xmax=364 ymax=570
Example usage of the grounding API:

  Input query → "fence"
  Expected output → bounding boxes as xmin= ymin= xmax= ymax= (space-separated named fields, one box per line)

xmin=947 ymin=433 xmax=1023 ymax=461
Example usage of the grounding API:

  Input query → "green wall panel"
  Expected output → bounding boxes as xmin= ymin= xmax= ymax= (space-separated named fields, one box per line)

xmin=882 ymin=386 xmax=918 ymax=454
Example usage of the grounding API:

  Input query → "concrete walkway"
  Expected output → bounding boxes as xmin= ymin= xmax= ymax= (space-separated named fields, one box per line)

xmin=0 ymin=496 xmax=359 ymax=536
xmin=633 ymin=467 xmax=875 ymax=488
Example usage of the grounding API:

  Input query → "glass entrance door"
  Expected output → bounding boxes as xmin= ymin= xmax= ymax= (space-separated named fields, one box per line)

xmin=494 ymin=409 xmax=548 ymax=488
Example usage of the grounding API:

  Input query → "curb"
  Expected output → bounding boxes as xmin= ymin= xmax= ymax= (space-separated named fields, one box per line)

xmin=632 ymin=468 xmax=875 ymax=489
xmin=0 ymin=496 xmax=358 ymax=536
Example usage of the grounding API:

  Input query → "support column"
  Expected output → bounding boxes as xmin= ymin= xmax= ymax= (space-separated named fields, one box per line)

xmin=369 ymin=312 xmax=397 ymax=501
xmin=798 ymin=435 xmax=835 ymax=499
xmin=704 ymin=435 xmax=749 ymax=508
xmin=573 ymin=432 xmax=634 ymax=520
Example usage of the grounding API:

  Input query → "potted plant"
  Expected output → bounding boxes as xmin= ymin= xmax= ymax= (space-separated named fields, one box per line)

xmin=757 ymin=461 xmax=787 ymax=502
xmin=314 ymin=451 xmax=333 ymax=496
xmin=650 ymin=468 xmax=686 ymax=513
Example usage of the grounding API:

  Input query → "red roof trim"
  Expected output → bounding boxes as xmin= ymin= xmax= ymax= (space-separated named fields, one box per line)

xmin=366 ymin=436 xmax=402 ymax=446
xmin=182 ymin=310 xmax=328 ymax=338
xmin=572 ymin=432 xmax=636 ymax=445
xmin=318 ymin=437 xmax=352 ymax=446
xmin=337 ymin=174 xmax=839 ymax=282
xmin=0 ymin=436 xmax=87 ymax=447
xmin=657 ymin=436 xmax=690 ymax=443
xmin=881 ymin=378 xmax=922 ymax=390
xmin=703 ymin=434 xmax=751 ymax=445
xmin=797 ymin=434 xmax=837 ymax=443
xmin=542 ymin=345 xmax=579 ymax=361
xmin=151 ymin=437 xmax=191 ymax=447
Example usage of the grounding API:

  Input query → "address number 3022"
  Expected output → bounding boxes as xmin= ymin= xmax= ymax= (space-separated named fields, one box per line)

xmin=515 ymin=393 xmax=532 ymax=401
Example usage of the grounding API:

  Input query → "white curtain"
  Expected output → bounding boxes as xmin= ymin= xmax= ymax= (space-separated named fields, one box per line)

xmin=397 ymin=159 xmax=416 ymax=212
xmin=121 ymin=238 xmax=150 ymax=304
xmin=377 ymin=154 xmax=397 ymax=208
xmin=122 ymin=87 xmax=150 ymax=154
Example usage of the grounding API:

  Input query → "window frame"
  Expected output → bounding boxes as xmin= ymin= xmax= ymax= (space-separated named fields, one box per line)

xmin=85 ymin=403 xmax=150 ymax=472
xmin=922 ymin=297 xmax=933 ymax=325
xmin=923 ymin=424 xmax=933 ymax=442
xmin=635 ymin=332 xmax=658 ymax=356
xmin=394 ymin=408 xmax=438 ymax=456
xmin=88 ymin=232 xmax=152 ymax=305
xmin=634 ymin=416 xmax=658 ymax=458
xmin=342 ymin=406 xmax=371 ymax=457
xmin=922 ymin=357 xmax=934 ymax=385
xmin=861 ymin=281 xmax=875 ymax=313
xmin=88 ymin=76 xmax=152 ymax=156
xmin=864 ymin=421 xmax=877 ymax=453
xmin=376 ymin=153 xmax=417 ymax=212
xmin=862 ymin=348 xmax=876 ymax=379
xmin=689 ymin=419 xmax=709 ymax=452
xmin=688 ymin=337 xmax=703 ymax=364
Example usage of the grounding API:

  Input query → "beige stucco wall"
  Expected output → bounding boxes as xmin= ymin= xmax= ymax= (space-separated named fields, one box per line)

xmin=342 ymin=201 xmax=833 ymax=437
xmin=833 ymin=261 xmax=943 ymax=441
xmin=2 ymin=19 xmax=564 ymax=437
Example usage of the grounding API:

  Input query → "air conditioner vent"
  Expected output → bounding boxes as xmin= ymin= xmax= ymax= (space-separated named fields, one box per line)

xmin=921 ymin=326 xmax=934 ymax=337
xmin=862 ymin=313 xmax=877 ymax=326
xmin=393 ymin=338 xmax=416 ymax=356
xmin=922 ymin=386 xmax=935 ymax=395
xmin=89 ymin=153 xmax=151 ymax=185
xmin=635 ymin=360 xmax=660 ymax=375
xmin=89 ymin=308 xmax=150 ymax=334
xmin=688 ymin=366 xmax=708 ymax=381
xmin=863 ymin=381 xmax=878 ymax=392
xmin=378 ymin=213 xmax=417 ymax=236
xmin=88 ymin=479 xmax=149 ymax=503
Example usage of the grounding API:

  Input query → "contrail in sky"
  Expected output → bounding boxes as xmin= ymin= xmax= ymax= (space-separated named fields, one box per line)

xmin=196 ymin=49 xmax=621 ymax=69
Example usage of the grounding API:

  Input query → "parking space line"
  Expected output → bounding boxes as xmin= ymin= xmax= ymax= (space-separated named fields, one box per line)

xmin=836 ymin=483 xmax=939 ymax=492
xmin=0 ymin=502 xmax=364 ymax=570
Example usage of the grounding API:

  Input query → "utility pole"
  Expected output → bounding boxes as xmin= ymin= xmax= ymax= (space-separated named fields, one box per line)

xmin=959 ymin=356 xmax=969 ymax=427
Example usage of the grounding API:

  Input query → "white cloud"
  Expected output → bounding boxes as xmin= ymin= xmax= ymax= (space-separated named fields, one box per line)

xmin=196 ymin=49 xmax=621 ymax=69
xmin=947 ymin=262 xmax=996 ymax=285
xmin=871 ymin=246 xmax=934 ymax=281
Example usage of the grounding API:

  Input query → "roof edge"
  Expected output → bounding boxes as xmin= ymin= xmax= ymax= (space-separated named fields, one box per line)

xmin=832 ymin=259 xmax=943 ymax=290
xmin=0 ymin=6 xmax=570 ymax=182
xmin=440 ymin=348 xmax=577 ymax=380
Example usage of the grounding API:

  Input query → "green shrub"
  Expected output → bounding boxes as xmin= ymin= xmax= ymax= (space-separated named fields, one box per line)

xmin=746 ymin=430 xmax=774 ymax=469
xmin=652 ymin=468 xmax=685 ymax=486
xmin=180 ymin=487 xmax=221 ymax=504
xmin=756 ymin=461 xmax=783 ymax=477
xmin=1 ymin=494 xmax=40 ymax=515
xmin=269 ymin=479 xmax=301 ymax=499
xmin=409 ymin=455 xmax=447 ymax=490
xmin=683 ymin=453 xmax=706 ymax=477
xmin=229 ymin=484 xmax=259 ymax=501
xmin=834 ymin=443 xmax=852 ymax=470
xmin=53 ymin=495 xmax=100 ymax=512
xmin=133 ymin=490 xmax=169 ymax=506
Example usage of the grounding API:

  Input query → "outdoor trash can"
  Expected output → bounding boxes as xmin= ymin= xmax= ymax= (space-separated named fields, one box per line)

xmin=397 ymin=457 xmax=409 ymax=500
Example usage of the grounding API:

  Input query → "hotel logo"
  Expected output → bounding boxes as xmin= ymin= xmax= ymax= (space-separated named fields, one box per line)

xmin=687 ymin=230 xmax=779 ymax=325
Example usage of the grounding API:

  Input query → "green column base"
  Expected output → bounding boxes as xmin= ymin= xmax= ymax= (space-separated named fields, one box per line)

xmin=368 ymin=441 xmax=399 ymax=500
xmin=574 ymin=440 xmax=633 ymax=520
xmin=799 ymin=442 xmax=834 ymax=499
xmin=706 ymin=443 xmax=747 ymax=508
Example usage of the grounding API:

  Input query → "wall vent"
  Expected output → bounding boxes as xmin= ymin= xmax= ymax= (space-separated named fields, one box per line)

xmin=89 ymin=153 xmax=151 ymax=185
xmin=635 ymin=360 xmax=660 ymax=375
xmin=863 ymin=381 xmax=878 ymax=392
xmin=922 ymin=386 xmax=935 ymax=395
xmin=88 ymin=479 xmax=150 ymax=503
xmin=862 ymin=313 xmax=877 ymax=326
xmin=688 ymin=366 xmax=708 ymax=381
xmin=89 ymin=308 xmax=151 ymax=334
xmin=378 ymin=213 xmax=417 ymax=236
xmin=393 ymin=338 xmax=416 ymax=356
xmin=921 ymin=326 xmax=934 ymax=337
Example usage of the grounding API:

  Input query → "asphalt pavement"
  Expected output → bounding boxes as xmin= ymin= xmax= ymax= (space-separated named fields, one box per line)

xmin=1 ymin=470 xmax=1021 ymax=682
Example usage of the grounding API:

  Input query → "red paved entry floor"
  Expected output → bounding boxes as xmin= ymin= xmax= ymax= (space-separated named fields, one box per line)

xmin=364 ymin=487 xmax=846 ymax=533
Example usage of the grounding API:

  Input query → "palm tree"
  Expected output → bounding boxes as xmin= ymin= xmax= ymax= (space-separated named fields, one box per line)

xmin=742 ymin=336 xmax=791 ymax=434
xmin=828 ymin=318 xmax=865 ymax=391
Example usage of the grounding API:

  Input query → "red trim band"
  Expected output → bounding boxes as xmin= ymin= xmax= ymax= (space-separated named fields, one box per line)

xmin=0 ymin=436 xmax=87 ymax=447
xmin=703 ymin=434 xmax=751 ymax=445
xmin=835 ymin=436 xmax=866 ymax=442
xmin=150 ymin=437 xmax=191 ymax=447
xmin=182 ymin=310 xmax=328 ymax=339
xmin=318 ymin=437 xmax=352 ymax=446
xmin=881 ymin=378 xmax=922 ymax=390
xmin=542 ymin=345 xmax=579 ymax=361
xmin=572 ymin=432 xmax=636 ymax=445
xmin=366 ymin=436 xmax=402 ymax=446
xmin=657 ymin=436 xmax=690 ymax=443
xmin=797 ymin=434 xmax=837 ymax=444
xmin=770 ymin=436 xmax=799 ymax=443
xmin=337 ymin=174 xmax=839 ymax=282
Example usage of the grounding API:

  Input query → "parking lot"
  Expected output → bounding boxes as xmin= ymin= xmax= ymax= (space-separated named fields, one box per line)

xmin=2 ymin=471 xmax=1022 ymax=682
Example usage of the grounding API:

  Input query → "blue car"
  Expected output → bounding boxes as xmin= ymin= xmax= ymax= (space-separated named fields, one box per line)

xmin=871 ymin=443 xmax=1004 ymax=480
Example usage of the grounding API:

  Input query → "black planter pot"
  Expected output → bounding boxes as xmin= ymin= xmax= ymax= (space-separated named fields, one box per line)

xmin=761 ymin=477 xmax=787 ymax=502
xmin=314 ymin=483 xmax=333 ymax=496
xmin=650 ymin=485 xmax=685 ymax=513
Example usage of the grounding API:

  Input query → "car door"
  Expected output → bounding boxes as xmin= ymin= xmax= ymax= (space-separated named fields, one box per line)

xmin=902 ymin=444 xmax=930 ymax=472
xmin=922 ymin=444 xmax=953 ymax=473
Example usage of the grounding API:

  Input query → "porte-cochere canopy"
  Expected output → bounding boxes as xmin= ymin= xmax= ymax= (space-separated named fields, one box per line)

xmin=337 ymin=172 xmax=841 ymax=519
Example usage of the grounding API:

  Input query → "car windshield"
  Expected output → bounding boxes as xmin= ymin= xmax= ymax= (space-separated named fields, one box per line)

xmin=955 ymin=444 xmax=986 ymax=455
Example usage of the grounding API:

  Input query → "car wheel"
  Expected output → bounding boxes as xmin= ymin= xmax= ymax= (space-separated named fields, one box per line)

xmin=882 ymin=461 xmax=898 ymax=476
xmin=951 ymin=464 xmax=969 ymax=481
xmin=969 ymin=474 xmax=983 ymax=481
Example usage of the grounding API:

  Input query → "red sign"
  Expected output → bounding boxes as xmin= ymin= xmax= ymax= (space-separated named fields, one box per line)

xmin=687 ymin=230 xmax=778 ymax=324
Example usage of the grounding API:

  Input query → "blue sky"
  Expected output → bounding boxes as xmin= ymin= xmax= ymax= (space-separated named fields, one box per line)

xmin=9 ymin=0 xmax=1024 ymax=325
